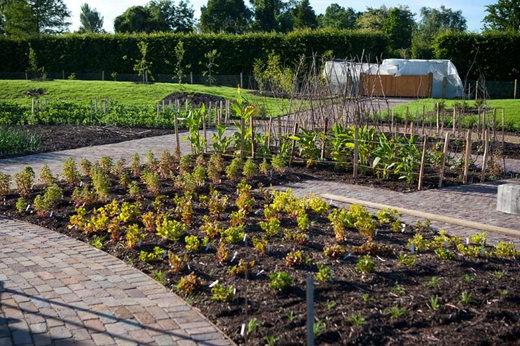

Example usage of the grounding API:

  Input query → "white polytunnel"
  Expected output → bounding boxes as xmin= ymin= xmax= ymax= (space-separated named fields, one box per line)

xmin=324 ymin=59 xmax=465 ymax=98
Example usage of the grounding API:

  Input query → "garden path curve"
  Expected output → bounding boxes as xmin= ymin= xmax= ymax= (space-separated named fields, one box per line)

xmin=0 ymin=218 xmax=233 ymax=346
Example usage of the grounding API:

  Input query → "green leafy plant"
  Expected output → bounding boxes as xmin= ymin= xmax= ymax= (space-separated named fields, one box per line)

xmin=460 ymin=291 xmax=472 ymax=305
xmin=125 ymin=224 xmax=144 ymax=249
xmin=185 ymin=235 xmax=203 ymax=253
xmin=33 ymin=183 xmax=63 ymax=216
xmin=347 ymin=313 xmax=366 ymax=327
xmin=139 ymin=246 xmax=165 ymax=263
xmin=356 ymin=255 xmax=375 ymax=274
xmin=15 ymin=197 xmax=28 ymax=214
xmin=315 ymin=264 xmax=333 ymax=283
xmin=226 ymin=157 xmax=242 ymax=181
xmin=428 ymin=295 xmax=440 ymax=311
xmin=211 ymin=283 xmax=235 ymax=302
xmin=246 ymin=317 xmax=261 ymax=335
xmin=156 ymin=217 xmax=187 ymax=242
xmin=313 ymin=319 xmax=326 ymax=337
xmin=221 ymin=226 xmax=245 ymax=244
xmin=268 ymin=271 xmax=293 ymax=292
xmin=15 ymin=166 xmax=35 ymax=197
xmin=398 ymin=253 xmax=416 ymax=267
xmin=386 ymin=305 xmax=406 ymax=319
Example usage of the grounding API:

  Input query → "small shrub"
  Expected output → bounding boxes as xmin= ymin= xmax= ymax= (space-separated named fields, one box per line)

xmin=211 ymin=284 xmax=235 ymax=302
xmin=62 ymin=158 xmax=80 ymax=186
xmin=139 ymin=246 xmax=165 ymax=263
xmin=156 ymin=217 xmax=187 ymax=242
xmin=494 ymin=241 xmax=518 ymax=258
xmin=33 ymin=183 xmax=63 ymax=216
xmin=168 ymin=252 xmax=189 ymax=273
xmin=315 ymin=264 xmax=333 ymax=283
xmin=242 ymin=158 xmax=257 ymax=180
xmin=15 ymin=197 xmax=28 ymax=213
xmin=71 ymin=186 xmax=96 ymax=207
xmin=216 ymin=241 xmax=229 ymax=264
xmin=284 ymin=250 xmax=306 ymax=267
xmin=225 ymin=157 xmax=242 ymax=181
xmin=141 ymin=171 xmax=160 ymax=195
xmin=323 ymin=244 xmax=346 ymax=258
xmin=252 ymin=237 xmax=268 ymax=254
xmin=91 ymin=167 xmax=111 ymax=201
xmin=221 ymin=226 xmax=245 ymax=244
xmin=259 ymin=217 xmax=281 ymax=238
xmin=0 ymin=172 xmax=10 ymax=200
xmin=15 ymin=167 xmax=35 ymax=197
xmin=38 ymin=165 xmax=55 ymax=186
xmin=268 ymin=271 xmax=293 ymax=292
xmin=356 ymin=255 xmax=375 ymax=274
xmin=125 ymin=224 xmax=144 ymax=249
xmin=306 ymin=195 xmax=329 ymax=215
xmin=98 ymin=156 xmax=113 ymax=173
xmin=177 ymin=272 xmax=200 ymax=295
xmin=185 ymin=235 xmax=202 ymax=252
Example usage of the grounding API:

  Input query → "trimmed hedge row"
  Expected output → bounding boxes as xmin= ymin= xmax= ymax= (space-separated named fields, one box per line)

xmin=434 ymin=32 xmax=520 ymax=81
xmin=0 ymin=30 xmax=388 ymax=75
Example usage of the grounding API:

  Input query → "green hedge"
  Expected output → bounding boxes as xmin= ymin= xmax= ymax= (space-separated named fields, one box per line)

xmin=0 ymin=30 xmax=389 ymax=75
xmin=434 ymin=32 xmax=520 ymax=81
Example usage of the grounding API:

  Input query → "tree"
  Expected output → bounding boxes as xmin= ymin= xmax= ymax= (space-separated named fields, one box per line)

xmin=200 ymin=0 xmax=251 ymax=33
xmin=28 ymin=0 xmax=70 ymax=33
xmin=292 ymin=0 xmax=317 ymax=29
xmin=412 ymin=6 xmax=467 ymax=58
xmin=148 ymin=0 xmax=194 ymax=32
xmin=79 ymin=3 xmax=103 ymax=33
xmin=114 ymin=1 xmax=194 ymax=33
xmin=251 ymin=0 xmax=294 ymax=32
xmin=383 ymin=7 xmax=415 ymax=50
xmin=357 ymin=6 xmax=415 ymax=51
xmin=484 ymin=0 xmax=520 ymax=32
xmin=0 ymin=0 xmax=37 ymax=37
xmin=318 ymin=3 xmax=359 ymax=30
xmin=0 ymin=0 xmax=69 ymax=36
xmin=114 ymin=6 xmax=156 ymax=33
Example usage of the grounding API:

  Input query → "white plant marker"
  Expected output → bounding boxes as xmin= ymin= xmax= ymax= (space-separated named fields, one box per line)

xmin=209 ymin=280 xmax=219 ymax=288
xmin=256 ymin=269 xmax=264 ymax=276
xmin=410 ymin=243 xmax=415 ymax=254
xmin=25 ymin=204 xmax=31 ymax=212
xmin=231 ymin=251 xmax=238 ymax=262
xmin=240 ymin=323 xmax=246 ymax=336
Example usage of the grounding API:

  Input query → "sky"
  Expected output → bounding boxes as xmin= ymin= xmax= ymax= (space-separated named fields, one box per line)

xmin=63 ymin=0 xmax=496 ymax=33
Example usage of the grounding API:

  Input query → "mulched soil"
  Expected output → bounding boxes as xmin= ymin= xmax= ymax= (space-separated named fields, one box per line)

xmin=0 ymin=158 xmax=518 ymax=345
xmin=161 ymin=92 xmax=226 ymax=106
xmin=0 ymin=125 xmax=172 ymax=159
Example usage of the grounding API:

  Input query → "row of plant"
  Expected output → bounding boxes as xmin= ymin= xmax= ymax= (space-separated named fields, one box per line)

xmin=0 ymin=149 xmax=517 ymax=344
xmin=0 ymin=127 xmax=40 ymax=157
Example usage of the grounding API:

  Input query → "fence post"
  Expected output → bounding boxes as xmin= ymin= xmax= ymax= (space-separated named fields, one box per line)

xmin=463 ymin=129 xmax=472 ymax=184
xmin=452 ymin=107 xmax=456 ymax=135
xmin=306 ymin=276 xmax=315 ymax=346
xmin=250 ymin=116 xmax=255 ymax=159
xmin=174 ymin=111 xmax=180 ymax=157
xmin=438 ymin=132 xmax=450 ymax=188
xmin=418 ymin=137 xmax=427 ymax=191
xmin=190 ymin=71 xmax=193 ymax=84
xmin=320 ymin=118 xmax=329 ymax=161
xmin=475 ymin=80 xmax=479 ymax=101
xmin=267 ymin=116 xmax=273 ymax=150
xmin=102 ymin=71 xmax=105 ymax=81
xmin=289 ymin=123 xmax=298 ymax=165
xmin=436 ymin=102 xmax=440 ymax=136
xmin=514 ymin=79 xmax=517 ymax=99
xmin=240 ymin=72 xmax=243 ymax=89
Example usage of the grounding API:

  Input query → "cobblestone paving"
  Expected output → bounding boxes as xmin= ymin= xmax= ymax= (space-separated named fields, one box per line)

xmin=0 ymin=219 xmax=233 ymax=346
xmin=276 ymin=179 xmax=520 ymax=246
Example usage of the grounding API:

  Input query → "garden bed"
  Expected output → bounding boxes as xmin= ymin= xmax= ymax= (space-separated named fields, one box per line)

xmin=0 ymin=153 xmax=518 ymax=345
xmin=0 ymin=125 xmax=172 ymax=159
xmin=161 ymin=92 xmax=226 ymax=106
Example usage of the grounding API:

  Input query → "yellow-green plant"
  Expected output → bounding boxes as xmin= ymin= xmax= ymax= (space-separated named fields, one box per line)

xmin=62 ymin=158 xmax=80 ymax=186
xmin=185 ymin=235 xmax=202 ymax=252
xmin=211 ymin=284 xmax=235 ymax=302
xmin=252 ymin=237 xmax=268 ymax=254
xmin=131 ymin=153 xmax=141 ymax=177
xmin=91 ymin=167 xmax=111 ymax=201
xmin=221 ymin=226 xmax=245 ymax=244
xmin=79 ymin=158 xmax=92 ymax=177
xmin=15 ymin=167 xmax=35 ymax=197
xmin=71 ymin=186 xmax=96 ymax=207
xmin=216 ymin=241 xmax=229 ymax=264
xmin=200 ymin=217 xmax=223 ymax=239
xmin=33 ymin=183 xmax=63 ymax=216
xmin=38 ymin=165 xmax=55 ymax=186
xmin=306 ymin=195 xmax=329 ymax=215
xmin=156 ymin=217 xmax=187 ymax=242
xmin=142 ymin=171 xmax=160 ymax=195
xmin=208 ymin=153 xmax=224 ymax=183
xmin=225 ymin=157 xmax=242 ymax=181
xmin=315 ymin=264 xmax=333 ymax=283
xmin=493 ymin=241 xmax=518 ymax=259
xmin=259 ymin=217 xmax=281 ymax=238
xmin=284 ymin=250 xmax=306 ymax=267
xmin=119 ymin=202 xmax=141 ymax=223
xmin=242 ymin=158 xmax=257 ymax=180
xmin=125 ymin=224 xmax=144 ymax=249
xmin=229 ymin=259 xmax=255 ymax=277
xmin=356 ymin=255 xmax=375 ymax=273
xmin=15 ymin=197 xmax=28 ymax=214
xmin=236 ymin=182 xmax=254 ymax=213
xmin=176 ymin=272 xmax=200 ymax=295
xmin=323 ymin=244 xmax=347 ymax=258
xmin=268 ymin=271 xmax=293 ymax=292
xmin=98 ymin=156 xmax=113 ymax=173
xmin=139 ymin=246 xmax=165 ymax=263
xmin=0 ymin=172 xmax=10 ymax=200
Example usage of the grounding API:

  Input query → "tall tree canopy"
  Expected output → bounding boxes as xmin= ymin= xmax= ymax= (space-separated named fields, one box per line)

xmin=200 ymin=0 xmax=251 ymax=33
xmin=0 ymin=0 xmax=69 ymax=36
xmin=292 ymin=0 xmax=317 ymax=29
xmin=114 ymin=0 xmax=194 ymax=33
xmin=412 ymin=6 xmax=467 ymax=58
xmin=250 ymin=0 xmax=294 ymax=32
xmin=79 ymin=3 xmax=103 ymax=33
xmin=484 ymin=0 xmax=520 ymax=32
xmin=357 ymin=6 xmax=415 ymax=51
xmin=318 ymin=3 xmax=359 ymax=30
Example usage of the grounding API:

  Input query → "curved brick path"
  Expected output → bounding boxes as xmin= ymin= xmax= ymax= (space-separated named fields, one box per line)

xmin=0 ymin=219 xmax=232 ymax=346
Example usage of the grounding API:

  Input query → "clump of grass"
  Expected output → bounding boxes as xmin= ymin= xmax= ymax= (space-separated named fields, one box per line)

xmin=0 ymin=127 xmax=40 ymax=157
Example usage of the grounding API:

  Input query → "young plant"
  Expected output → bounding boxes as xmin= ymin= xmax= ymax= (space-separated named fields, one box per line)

xmin=216 ymin=241 xmax=230 ymax=264
xmin=79 ymin=158 xmax=92 ymax=177
xmin=306 ymin=195 xmax=329 ymax=215
xmin=397 ymin=253 xmax=416 ymax=267
xmin=268 ymin=271 xmax=293 ymax=292
xmin=246 ymin=317 xmax=261 ymax=336
xmin=125 ymin=224 xmax=144 ymax=249
xmin=141 ymin=171 xmax=160 ymax=195
xmin=0 ymin=172 xmax=10 ymax=200
xmin=15 ymin=167 xmax=35 ymax=197
xmin=493 ymin=241 xmax=518 ymax=258
xmin=15 ymin=197 xmax=28 ymax=213
xmin=33 ymin=183 xmax=63 ymax=216
xmin=200 ymin=217 xmax=223 ymax=239
xmin=98 ymin=156 xmax=113 ymax=173
xmin=228 ymin=259 xmax=255 ymax=277
xmin=356 ymin=255 xmax=375 ymax=274
xmin=168 ymin=252 xmax=189 ymax=273
xmin=153 ymin=270 xmax=168 ymax=285
xmin=210 ymin=284 xmax=235 ymax=303
xmin=156 ymin=217 xmax=187 ymax=242
xmin=323 ymin=244 xmax=347 ymax=259
xmin=284 ymin=250 xmax=306 ymax=267
xmin=259 ymin=217 xmax=281 ymax=238
xmin=131 ymin=153 xmax=141 ymax=177
xmin=128 ymin=181 xmax=141 ymax=200
xmin=313 ymin=319 xmax=326 ymax=337
xmin=428 ymin=295 xmax=440 ymax=311
xmin=176 ymin=272 xmax=200 ymax=295
xmin=207 ymin=153 xmax=225 ymax=183
xmin=71 ymin=186 xmax=96 ymax=207
xmin=62 ymin=158 xmax=80 ymax=186
xmin=252 ymin=237 xmax=268 ymax=255
xmin=347 ymin=313 xmax=366 ymax=327
xmin=386 ymin=305 xmax=406 ymax=320
xmin=184 ymin=235 xmax=202 ymax=253
xmin=259 ymin=158 xmax=270 ymax=175
xmin=91 ymin=167 xmax=111 ymax=201
xmin=38 ymin=165 xmax=55 ymax=186
xmin=242 ymin=158 xmax=257 ymax=181
xmin=139 ymin=246 xmax=165 ymax=263
xmin=315 ymin=264 xmax=333 ymax=283
xmin=225 ymin=157 xmax=242 ymax=181
xmin=460 ymin=291 xmax=472 ymax=305
xmin=221 ymin=226 xmax=245 ymax=244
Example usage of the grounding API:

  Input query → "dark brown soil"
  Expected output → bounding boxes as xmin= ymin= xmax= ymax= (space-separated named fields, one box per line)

xmin=0 ymin=125 xmax=172 ymax=159
xmin=0 ymin=158 xmax=518 ymax=345
xmin=161 ymin=92 xmax=226 ymax=106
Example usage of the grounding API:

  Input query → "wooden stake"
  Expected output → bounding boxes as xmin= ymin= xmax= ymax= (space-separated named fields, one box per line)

xmin=481 ymin=128 xmax=489 ymax=182
xmin=452 ymin=107 xmax=456 ymax=135
xmin=438 ymin=132 xmax=450 ymax=188
xmin=203 ymin=111 xmax=208 ymax=153
xmin=390 ymin=110 xmax=394 ymax=134
xmin=418 ymin=136 xmax=427 ymax=191
xmin=463 ymin=129 xmax=472 ymax=184
xmin=514 ymin=79 xmax=517 ymax=99
xmin=436 ymin=102 xmax=440 ymax=135
xmin=289 ymin=122 xmax=299 ymax=165
xmin=250 ymin=116 xmax=255 ymax=159
xmin=493 ymin=108 xmax=497 ymax=142
xmin=267 ymin=116 xmax=273 ymax=150
xmin=353 ymin=122 xmax=359 ymax=178
xmin=174 ymin=111 xmax=180 ymax=156
xmin=240 ymin=118 xmax=245 ymax=159
xmin=320 ymin=118 xmax=329 ymax=160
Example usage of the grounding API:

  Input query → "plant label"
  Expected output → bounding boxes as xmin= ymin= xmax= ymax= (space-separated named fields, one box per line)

xmin=240 ymin=323 xmax=246 ymax=336
xmin=410 ymin=243 xmax=415 ymax=254
xmin=209 ymin=280 xmax=219 ymax=288
xmin=231 ymin=251 xmax=238 ymax=262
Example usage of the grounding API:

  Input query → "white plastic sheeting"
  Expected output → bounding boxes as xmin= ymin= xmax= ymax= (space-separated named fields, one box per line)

xmin=324 ymin=59 xmax=465 ymax=98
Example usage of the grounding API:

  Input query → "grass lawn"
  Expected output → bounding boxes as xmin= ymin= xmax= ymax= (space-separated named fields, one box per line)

xmin=392 ymin=98 xmax=520 ymax=131
xmin=0 ymin=80 xmax=295 ymax=117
